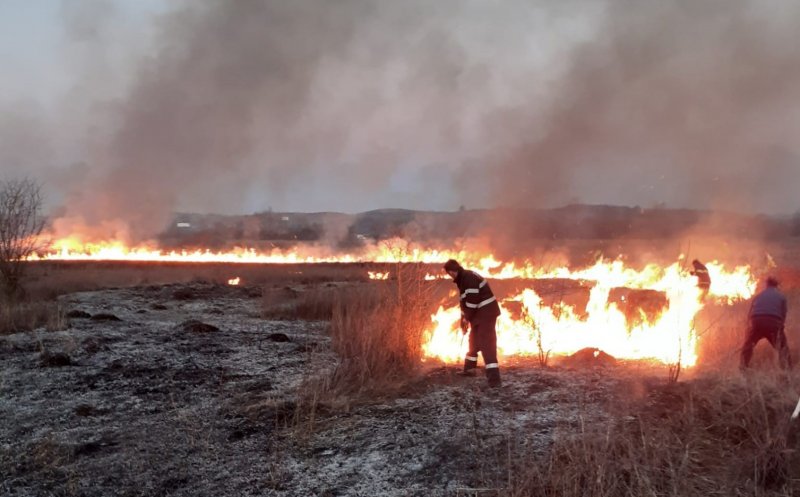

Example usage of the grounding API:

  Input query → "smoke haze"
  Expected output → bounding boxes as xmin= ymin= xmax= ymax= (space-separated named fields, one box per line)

xmin=2 ymin=0 xmax=800 ymax=240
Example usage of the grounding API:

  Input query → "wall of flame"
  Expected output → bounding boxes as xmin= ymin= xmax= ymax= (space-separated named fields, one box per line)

xmin=34 ymin=236 xmax=756 ymax=366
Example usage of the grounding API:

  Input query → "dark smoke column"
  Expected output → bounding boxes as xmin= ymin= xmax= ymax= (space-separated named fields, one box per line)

xmin=59 ymin=1 xmax=366 ymax=241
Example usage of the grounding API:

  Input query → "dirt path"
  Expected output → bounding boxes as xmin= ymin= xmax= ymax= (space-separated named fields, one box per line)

xmin=1 ymin=284 xmax=635 ymax=497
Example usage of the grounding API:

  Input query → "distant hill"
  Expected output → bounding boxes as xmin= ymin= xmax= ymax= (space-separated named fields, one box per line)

xmin=157 ymin=205 xmax=797 ymax=249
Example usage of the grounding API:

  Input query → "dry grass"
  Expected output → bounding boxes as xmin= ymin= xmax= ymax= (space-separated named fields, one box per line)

xmin=261 ymin=286 xmax=343 ymax=321
xmin=510 ymin=372 xmax=800 ymax=497
xmin=289 ymin=265 xmax=448 ymax=433
xmin=325 ymin=265 xmax=445 ymax=395
xmin=0 ymin=301 xmax=67 ymax=334
xmin=23 ymin=260 xmax=406 ymax=300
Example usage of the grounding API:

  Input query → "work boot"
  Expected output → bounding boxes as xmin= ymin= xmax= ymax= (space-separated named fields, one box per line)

xmin=458 ymin=357 xmax=478 ymax=376
xmin=486 ymin=367 xmax=501 ymax=388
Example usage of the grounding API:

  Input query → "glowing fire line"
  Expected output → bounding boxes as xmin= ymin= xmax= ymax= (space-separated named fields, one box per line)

xmin=421 ymin=260 xmax=756 ymax=367
xmin=33 ymin=236 xmax=756 ymax=366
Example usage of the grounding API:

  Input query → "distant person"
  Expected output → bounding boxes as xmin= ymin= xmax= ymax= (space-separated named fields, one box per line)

xmin=690 ymin=259 xmax=711 ymax=300
xmin=443 ymin=259 xmax=502 ymax=387
xmin=740 ymin=277 xmax=791 ymax=370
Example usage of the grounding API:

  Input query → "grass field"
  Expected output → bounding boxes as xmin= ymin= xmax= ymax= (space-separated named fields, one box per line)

xmin=3 ymin=244 xmax=800 ymax=495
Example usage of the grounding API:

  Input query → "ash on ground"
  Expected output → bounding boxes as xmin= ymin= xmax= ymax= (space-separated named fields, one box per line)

xmin=1 ymin=283 xmax=654 ymax=497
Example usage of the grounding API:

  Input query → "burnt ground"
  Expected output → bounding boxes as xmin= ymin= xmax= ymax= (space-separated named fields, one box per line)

xmin=1 ymin=283 xmax=664 ymax=497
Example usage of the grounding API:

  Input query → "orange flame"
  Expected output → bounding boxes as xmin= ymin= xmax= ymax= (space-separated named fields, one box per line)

xmin=31 ymin=236 xmax=548 ymax=278
xmin=31 ymin=237 xmax=485 ymax=265
xmin=227 ymin=277 xmax=241 ymax=286
xmin=33 ymin=236 xmax=756 ymax=366
xmin=421 ymin=260 xmax=756 ymax=367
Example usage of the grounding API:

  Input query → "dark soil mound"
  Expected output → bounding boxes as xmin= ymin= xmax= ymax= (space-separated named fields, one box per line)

xmin=561 ymin=347 xmax=617 ymax=368
xmin=39 ymin=351 xmax=72 ymax=367
xmin=66 ymin=310 xmax=92 ymax=319
xmin=178 ymin=320 xmax=220 ymax=333
xmin=266 ymin=333 xmax=291 ymax=342
xmin=90 ymin=313 xmax=122 ymax=322
xmin=172 ymin=288 xmax=197 ymax=300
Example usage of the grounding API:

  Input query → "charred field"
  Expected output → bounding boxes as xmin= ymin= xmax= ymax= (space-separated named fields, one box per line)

xmin=3 ymin=258 xmax=800 ymax=497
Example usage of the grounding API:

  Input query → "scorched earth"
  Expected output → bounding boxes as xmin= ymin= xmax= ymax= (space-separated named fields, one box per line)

xmin=0 ymin=280 xmax=658 ymax=497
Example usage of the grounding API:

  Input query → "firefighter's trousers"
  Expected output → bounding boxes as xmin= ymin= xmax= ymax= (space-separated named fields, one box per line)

xmin=466 ymin=315 xmax=499 ymax=369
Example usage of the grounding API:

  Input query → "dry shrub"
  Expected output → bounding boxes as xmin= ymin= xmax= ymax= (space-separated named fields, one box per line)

xmin=288 ymin=268 xmax=443 ymax=437
xmin=261 ymin=286 xmax=342 ymax=321
xmin=512 ymin=372 xmax=800 ymax=497
xmin=327 ymin=268 xmax=438 ymax=395
xmin=0 ymin=301 xmax=66 ymax=334
xmin=297 ymin=265 xmax=443 ymax=400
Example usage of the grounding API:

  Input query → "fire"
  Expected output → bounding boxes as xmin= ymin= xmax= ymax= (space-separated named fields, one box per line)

xmin=31 ymin=236 xmax=548 ymax=277
xmin=421 ymin=260 xmax=756 ymax=367
xmin=31 ymin=237 xmax=481 ymax=265
xmin=33 ymin=235 xmax=757 ymax=366
xmin=227 ymin=277 xmax=241 ymax=286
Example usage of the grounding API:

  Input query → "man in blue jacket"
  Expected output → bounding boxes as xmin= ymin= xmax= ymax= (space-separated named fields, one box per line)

xmin=740 ymin=276 xmax=792 ymax=370
xmin=444 ymin=259 xmax=502 ymax=387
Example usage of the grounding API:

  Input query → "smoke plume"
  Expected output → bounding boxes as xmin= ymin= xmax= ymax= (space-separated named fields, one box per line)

xmin=2 ymin=0 xmax=800 ymax=241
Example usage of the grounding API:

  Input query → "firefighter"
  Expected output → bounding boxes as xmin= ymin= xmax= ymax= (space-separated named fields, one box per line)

xmin=690 ymin=259 xmax=711 ymax=300
xmin=740 ymin=277 xmax=792 ymax=370
xmin=443 ymin=259 xmax=502 ymax=387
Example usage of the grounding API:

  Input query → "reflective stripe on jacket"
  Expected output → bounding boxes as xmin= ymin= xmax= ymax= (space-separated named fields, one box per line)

xmin=455 ymin=269 xmax=501 ymax=322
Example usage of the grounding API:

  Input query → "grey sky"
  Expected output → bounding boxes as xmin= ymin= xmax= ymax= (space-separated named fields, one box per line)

xmin=1 ymin=0 xmax=799 ymax=241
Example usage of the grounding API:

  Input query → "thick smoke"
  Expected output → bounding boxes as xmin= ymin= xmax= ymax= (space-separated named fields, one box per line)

xmin=484 ymin=0 xmax=800 ymax=213
xmin=3 ymin=0 xmax=800 ymax=241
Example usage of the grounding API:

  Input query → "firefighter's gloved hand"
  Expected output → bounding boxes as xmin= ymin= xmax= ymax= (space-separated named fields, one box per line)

xmin=460 ymin=317 xmax=469 ymax=335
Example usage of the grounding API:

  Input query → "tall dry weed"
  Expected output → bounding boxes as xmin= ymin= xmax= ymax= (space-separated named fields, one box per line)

xmin=326 ymin=263 xmax=439 ymax=395
xmin=511 ymin=372 xmax=800 ymax=497
xmin=0 ymin=301 xmax=66 ymax=334
xmin=261 ymin=286 xmax=342 ymax=321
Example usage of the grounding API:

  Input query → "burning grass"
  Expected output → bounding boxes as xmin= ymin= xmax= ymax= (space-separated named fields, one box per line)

xmin=511 ymin=372 xmax=800 ymax=497
xmin=5 ymin=254 xmax=800 ymax=494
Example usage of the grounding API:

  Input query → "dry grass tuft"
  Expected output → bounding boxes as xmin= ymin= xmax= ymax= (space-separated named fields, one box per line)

xmin=511 ymin=372 xmax=800 ymax=497
xmin=261 ymin=286 xmax=342 ymax=321
xmin=325 ymin=265 xmax=440 ymax=396
xmin=289 ymin=265 xmax=447 ymax=435
xmin=0 ymin=301 xmax=67 ymax=334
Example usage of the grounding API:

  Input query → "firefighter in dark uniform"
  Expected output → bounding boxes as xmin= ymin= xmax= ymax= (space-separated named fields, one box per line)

xmin=690 ymin=259 xmax=711 ymax=300
xmin=443 ymin=259 xmax=502 ymax=387
xmin=740 ymin=276 xmax=792 ymax=370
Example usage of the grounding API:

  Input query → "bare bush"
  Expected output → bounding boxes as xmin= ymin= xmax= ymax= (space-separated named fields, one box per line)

xmin=0 ymin=178 xmax=45 ymax=301
xmin=522 ymin=307 xmax=550 ymax=367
